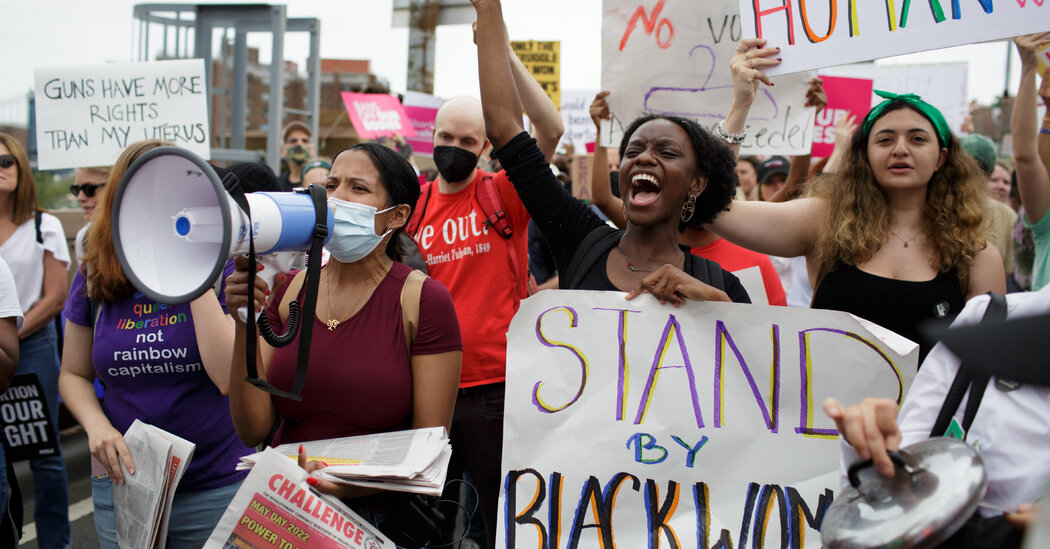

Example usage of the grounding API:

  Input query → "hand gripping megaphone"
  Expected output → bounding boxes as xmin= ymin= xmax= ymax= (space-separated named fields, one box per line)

xmin=111 ymin=146 xmax=333 ymax=401
xmin=111 ymin=146 xmax=333 ymax=306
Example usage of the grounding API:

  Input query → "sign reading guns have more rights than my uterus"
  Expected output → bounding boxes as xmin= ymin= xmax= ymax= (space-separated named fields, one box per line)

xmin=740 ymin=0 xmax=1048 ymax=76
xmin=34 ymin=59 xmax=210 ymax=170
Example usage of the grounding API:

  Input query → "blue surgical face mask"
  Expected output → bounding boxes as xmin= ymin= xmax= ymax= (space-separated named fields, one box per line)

xmin=325 ymin=197 xmax=396 ymax=263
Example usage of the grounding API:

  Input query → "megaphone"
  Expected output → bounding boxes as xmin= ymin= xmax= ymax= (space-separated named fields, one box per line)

xmin=111 ymin=146 xmax=334 ymax=306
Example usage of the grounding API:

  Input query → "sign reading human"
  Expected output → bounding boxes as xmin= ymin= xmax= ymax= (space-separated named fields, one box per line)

xmin=601 ymin=0 xmax=819 ymax=155
xmin=34 ymin=59 xmax=210 ymax=170
xmin=499 ymin=291 xmax=918 ymax=548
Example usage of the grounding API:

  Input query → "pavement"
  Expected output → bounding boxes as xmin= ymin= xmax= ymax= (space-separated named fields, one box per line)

xmin=14 ymin=426 xmax=99 ymax=548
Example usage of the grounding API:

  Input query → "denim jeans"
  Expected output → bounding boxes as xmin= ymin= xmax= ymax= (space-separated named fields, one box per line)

xmin=92 ymin=475 xmax=241 ymax=549
xmin=17 ymin=322 xmax=69 ymax=549
xmin=447 ymin=382 xmax=505 ymax=549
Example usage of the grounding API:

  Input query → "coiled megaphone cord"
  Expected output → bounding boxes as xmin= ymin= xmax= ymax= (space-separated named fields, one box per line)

xmin=258 ymin=300 xmax=301 ymax=347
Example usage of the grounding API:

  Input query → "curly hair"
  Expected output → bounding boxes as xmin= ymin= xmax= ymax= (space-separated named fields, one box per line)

xmin=618 ymin=114 xmax=738 ymax=231
xmin=811 ymin=103 xmax=987 ymax=290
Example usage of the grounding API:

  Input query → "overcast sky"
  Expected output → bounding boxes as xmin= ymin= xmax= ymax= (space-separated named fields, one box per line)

xmin=0 ymin=0 xmax=1025 ymax=120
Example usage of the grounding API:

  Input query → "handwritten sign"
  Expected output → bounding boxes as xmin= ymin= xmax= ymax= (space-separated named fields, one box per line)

xmin=601 ymin=0 xmax=818 ymax=155
xmin=559 ymin=90 xmax=600 ymax=151
xmin=402 ymin=91 xmax=443 ymax=158
xmin=821 ymin=62 xmax=968 ymax=133
xmin=33 ymin=59 xmax=210 ymax=170
xmin=812 ymin=76 xmax=873 ymax=157
xmin=341 ymin=92 xmax=414 ymax=140
xmin=0 ymin=374 xmax=61 ymax=462
xmin=1038 ymin=43 xmax=1050 ymax=76
xmin=740 ymin=0 xmax=1048 ymax=75
xmin=511 ymin=41 xmax=562 ymax=110
xmin=571 ymin=154 xmax=594 ymax=203
xmin=499 ymin=291 xmax=918 ymax=548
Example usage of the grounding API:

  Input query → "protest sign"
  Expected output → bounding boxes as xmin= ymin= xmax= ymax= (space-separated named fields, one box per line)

xmin=402 ymin=91 xmax=443 ymax=157
xmin=601 ymin=0 xmax=818 ymax=156
xmin=0 ymin=374 xmax=60 ymax=462
xmin=739 ymin=0 xmax=1047 ymax=75
xmin=821 ymin=62 xmax=968 ymax=132
xmin=812 ymin=75 xmax=873 ymax=157
xmin=341 ymin=92 xmax=414 ymax=140
xmin=33 ymin=59 xmax=209 ymax=170
xmin=571 ymin=154 xmax=594 ymax=203
xmin=205 ymin=447 xmax=394 ymax=549
xmin=559 ymin=90 xmax=600 ymax=151
xmin=511 ymin=41 xmax=561 ymax=110
xmin=1038 ymin=43 xmax=1050 ymax=76
xmin=499 ymin=290 xmax=918 ymax=548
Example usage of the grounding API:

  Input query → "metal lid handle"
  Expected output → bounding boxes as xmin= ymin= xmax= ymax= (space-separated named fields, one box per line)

xmin=848 ymin=451 xmax=907 ymax=488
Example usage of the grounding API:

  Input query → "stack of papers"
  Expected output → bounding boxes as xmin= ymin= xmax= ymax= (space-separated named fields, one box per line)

xmin=115 ymin=420 xmax=195 ymax=549
xmin=238 ymin=427 xmax=452 ymax=496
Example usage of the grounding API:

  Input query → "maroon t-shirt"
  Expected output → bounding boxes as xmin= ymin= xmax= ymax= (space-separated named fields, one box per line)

xmin=264 ymin=262 xmax=461 ymax=445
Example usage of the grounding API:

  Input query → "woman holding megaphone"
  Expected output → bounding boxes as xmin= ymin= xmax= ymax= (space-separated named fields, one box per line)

xmin=58 ymin=139 xmax=251 ymax=548
xmin=223 ymin=143 xmax=462 ymax=526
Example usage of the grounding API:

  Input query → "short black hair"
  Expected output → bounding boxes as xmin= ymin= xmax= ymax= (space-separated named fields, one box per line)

xmin=333 ymin=143 xmax=421 ymax=261
xmin=619 ymin=114 xmax=738 ymax=230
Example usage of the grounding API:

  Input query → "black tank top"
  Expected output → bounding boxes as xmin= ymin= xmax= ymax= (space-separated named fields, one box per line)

xmin=811 ymin=263 xmax=965 ymax=364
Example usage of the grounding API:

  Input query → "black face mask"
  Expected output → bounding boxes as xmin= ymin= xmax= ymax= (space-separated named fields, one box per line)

xmin=433 ymin=146 xmax=479 ymax=183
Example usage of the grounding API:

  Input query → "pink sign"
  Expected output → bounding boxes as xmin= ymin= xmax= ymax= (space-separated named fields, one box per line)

xmin=812 ymin=76 xmax=874 ymax=158
xmin=340 ymin=92 xmax=414 ymax=140
xmin=403 ymin=104 xmax=438 ymax=157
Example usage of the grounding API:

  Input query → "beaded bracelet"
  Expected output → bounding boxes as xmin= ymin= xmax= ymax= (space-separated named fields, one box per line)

xmin=716 ymin=119 xmax=747 ymax=144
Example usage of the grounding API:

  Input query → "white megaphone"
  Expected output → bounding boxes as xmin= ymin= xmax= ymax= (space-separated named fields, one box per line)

xmin=111 ymin=147 xmax=334 ymax=308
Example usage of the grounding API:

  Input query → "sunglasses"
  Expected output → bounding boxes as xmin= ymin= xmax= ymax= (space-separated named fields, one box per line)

xmin=0 ymin=155 xmax=15 ymax=169
xmin=70 ymin=183 xmax=106 ymax=198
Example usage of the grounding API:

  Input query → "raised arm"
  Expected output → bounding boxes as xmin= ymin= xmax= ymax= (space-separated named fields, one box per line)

xmin=589 ymin=91 xmax=627 ymax=228
xmin=767 ymin=78 xmax=827 ymax=203
xmin=723 ymin=38 xmax=780 ymax=158
xmin=508 ymin=43 xmax=564 ymax=160
xmin=1013 ymin=33 xmax=1050 ymax=224
xmin=472 ymin=0 xmax=524 ymax=151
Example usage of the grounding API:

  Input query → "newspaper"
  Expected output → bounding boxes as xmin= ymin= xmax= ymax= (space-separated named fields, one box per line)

xmin=114 ymin=420 xmax=195 ymax=549
xmin=238 ymin=428 xmax=451 ymax=496
xmin=204 ymin=447 xmax=395 ymax=549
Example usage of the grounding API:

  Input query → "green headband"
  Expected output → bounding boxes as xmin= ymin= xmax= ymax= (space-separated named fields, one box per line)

xmin=302 ymin=160 xmax=331 ymax=176
xmin=861 ymin=90 xmax=951 ymax=147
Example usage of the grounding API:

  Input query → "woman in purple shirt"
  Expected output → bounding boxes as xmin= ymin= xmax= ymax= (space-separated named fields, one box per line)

xmin=58 ymin=140 xmax=250 ymax=549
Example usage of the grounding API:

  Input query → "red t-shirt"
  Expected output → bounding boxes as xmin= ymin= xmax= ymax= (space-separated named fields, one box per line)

xmin=264 ymin=262 xmax=462 ymax=445
xmin=691 ymin=238 xmax=787 ymax=306
xmin=412 ymin=170 xmax=530 ymax=387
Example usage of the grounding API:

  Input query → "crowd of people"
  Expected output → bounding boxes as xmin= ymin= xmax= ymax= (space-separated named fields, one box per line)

xmin=0 ymin=3 xmax=1045 ymax=547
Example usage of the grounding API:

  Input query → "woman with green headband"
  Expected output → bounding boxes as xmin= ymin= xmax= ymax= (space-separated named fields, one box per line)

xmin=708 ymin=38 xmax=1005 ymax=362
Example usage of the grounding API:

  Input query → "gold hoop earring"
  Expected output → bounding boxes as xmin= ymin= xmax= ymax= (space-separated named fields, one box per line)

xmin=681 ymin=194 xmax=696 ymax=223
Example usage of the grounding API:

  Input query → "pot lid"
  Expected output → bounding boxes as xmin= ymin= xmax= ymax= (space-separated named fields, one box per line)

xmin=821 ymin=437 xmax=987 ymax=549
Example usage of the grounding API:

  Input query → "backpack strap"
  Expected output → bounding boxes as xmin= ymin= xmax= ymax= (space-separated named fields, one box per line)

xmin=928 ymin=291 xmax=1008 ymax=439
xmin=562 ymin=225 xmax=622 ymax=289
xmin=684 ymin=253 xmax=728 ymax=293
xmin=400 ymin=269 xmax=428 ymax=353
xmin=475 ymin=175 xmax=528 ymax=298
xmin=34 ymin=211 xmax=43 ymax=244
xmin=407 ymin=181 xmax=434 ymax=238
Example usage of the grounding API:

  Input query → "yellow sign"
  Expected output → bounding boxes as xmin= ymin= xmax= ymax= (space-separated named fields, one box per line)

xmin=510 ymin=40 xmax=561 ymax=110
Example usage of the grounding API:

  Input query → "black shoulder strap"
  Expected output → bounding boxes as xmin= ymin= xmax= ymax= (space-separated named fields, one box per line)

xmin=562 ymin=225 xmax=622 ymax=289
xmin=34 ymin=211 xmax=43 ymax=244
xmin=929 ymin=292 xmax=1008 ymax=438
xmin=684 ymin=253 xmax=727 ymax=293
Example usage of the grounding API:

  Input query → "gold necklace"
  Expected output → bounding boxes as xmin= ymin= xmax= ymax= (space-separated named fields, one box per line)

xmin=324 ymin=265 xmax=385 ymax=331
xmin=618 ymin=246 xmax=684 ymax=273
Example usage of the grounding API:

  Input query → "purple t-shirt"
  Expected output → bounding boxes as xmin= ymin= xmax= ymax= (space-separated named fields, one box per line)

xmin=66 ymin=269 xmax=250 ymax=491
xmin=265 ymin=262 xmax=462 ymax=445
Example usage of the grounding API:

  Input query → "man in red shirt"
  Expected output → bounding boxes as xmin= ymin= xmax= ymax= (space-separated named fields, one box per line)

xmin=409 ymin=23 xmax=563 ymax=547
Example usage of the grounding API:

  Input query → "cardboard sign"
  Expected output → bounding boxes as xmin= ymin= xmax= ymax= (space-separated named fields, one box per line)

xmin=739 ymin=0 xmax=1049 ymax=75
xmin=821 ymin=62 xmax=968 ymax=133
xmin=812 ymin=76 xmax=874 ymax=157
xmin=511 ymin=41 xmax=561 ymax=110
xmin=402 ymin=90 xmax=444 ymax=158
xmin=341 ymin=92 xmax=414 ymax=140
xmin=499 ymin=291 xmax=918 ymax=548
xmin=559 ymin=90 xmax=600 ymax=151
xmin=33 ymin=59 xmax=210 ymax=170
xmin=601 ymin=0 xmax=817 ymax=155
xmin=0 ymin=374 xmax=60 ymax=462
xmin=571 ymin=154 xmax=594 ymax=203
